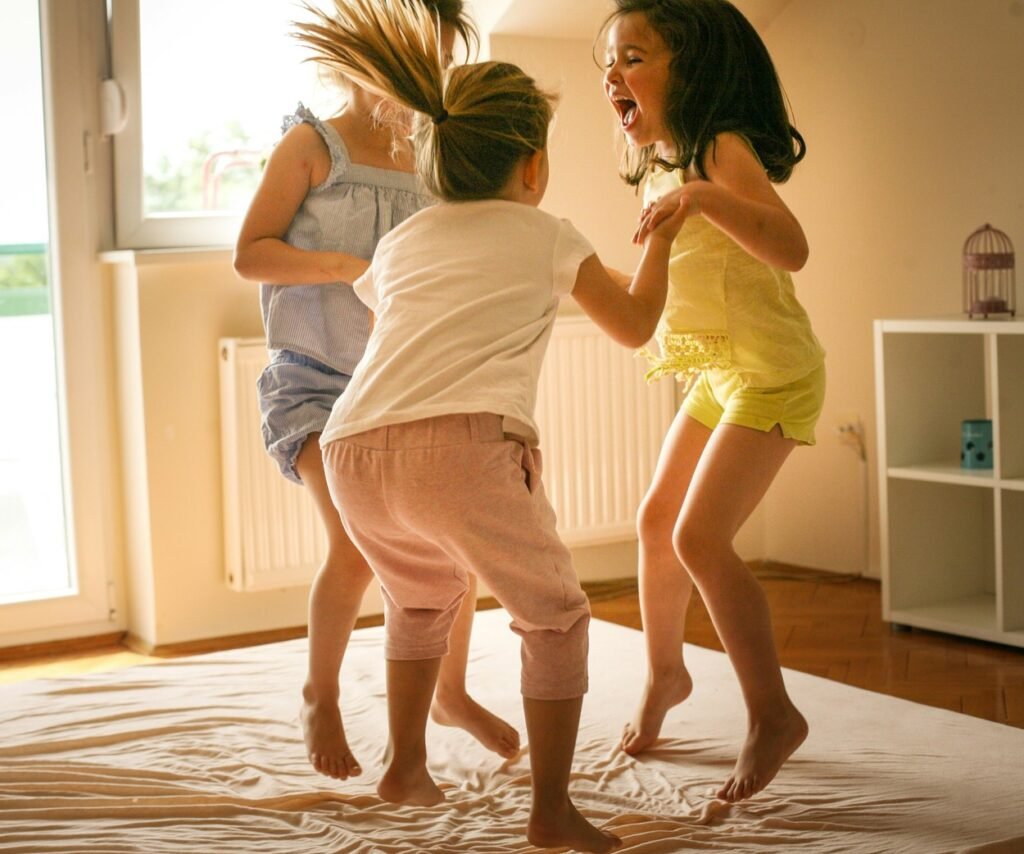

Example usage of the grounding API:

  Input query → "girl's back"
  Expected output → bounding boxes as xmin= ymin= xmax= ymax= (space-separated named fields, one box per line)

xmin=321 ymin=199 xmax=593 ymax=444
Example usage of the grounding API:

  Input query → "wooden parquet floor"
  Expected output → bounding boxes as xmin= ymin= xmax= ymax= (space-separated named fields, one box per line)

xmin=588 ymin=565 xmax=1024 ymax=729
xmin=3 ymin=566 xmax=1023 ymax=729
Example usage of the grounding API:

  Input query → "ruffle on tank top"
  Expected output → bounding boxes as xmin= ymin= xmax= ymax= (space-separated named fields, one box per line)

xmin=281 ymin=102 xmax=350 ymax=185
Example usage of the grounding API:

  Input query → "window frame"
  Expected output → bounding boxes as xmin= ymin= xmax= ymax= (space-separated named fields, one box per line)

xmin=0 ymin=0 xmax=124 ymax=645
xmin=109 ymin=0 xmax=242 ymax=249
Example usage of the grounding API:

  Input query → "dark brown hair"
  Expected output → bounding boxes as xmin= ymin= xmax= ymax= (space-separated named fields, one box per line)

xmin=600 ymin=0 xmax=805 ymax=186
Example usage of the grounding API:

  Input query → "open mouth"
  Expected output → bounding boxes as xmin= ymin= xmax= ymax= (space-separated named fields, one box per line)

xmin=612 ymin=96 xmax=638 ymax=129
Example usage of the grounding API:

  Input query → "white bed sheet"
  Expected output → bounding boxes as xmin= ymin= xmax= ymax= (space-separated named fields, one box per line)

xmin=2 ymin=610 xmax=1023 ymax=853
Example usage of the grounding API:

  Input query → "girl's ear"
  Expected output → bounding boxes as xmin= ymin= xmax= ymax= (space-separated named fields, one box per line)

xmin=522 ymin=148 xmax=545 ymax=192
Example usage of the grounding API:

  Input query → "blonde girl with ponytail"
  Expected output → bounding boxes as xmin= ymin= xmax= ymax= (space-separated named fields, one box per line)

xmin=305 ymin=0 xmax=690 ymax=848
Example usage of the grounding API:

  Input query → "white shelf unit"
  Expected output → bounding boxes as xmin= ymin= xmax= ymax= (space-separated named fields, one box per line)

xmin=874 ymin=317 xmax=1024 ymax=648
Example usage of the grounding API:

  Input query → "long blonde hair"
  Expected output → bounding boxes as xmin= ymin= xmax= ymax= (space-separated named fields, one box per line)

xmin=294 ymin=0 xmax=556 ymax=201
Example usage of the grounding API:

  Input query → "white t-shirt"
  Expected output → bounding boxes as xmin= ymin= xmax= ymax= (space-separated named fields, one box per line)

xmin=320 ymin=199 xmax=595 ymax=446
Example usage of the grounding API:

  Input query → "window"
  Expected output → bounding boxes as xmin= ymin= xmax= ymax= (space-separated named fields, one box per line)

xmin=0 ymin=0 xmax=72 ymax=606
xmin=110 ymin=0 xmax=337 ymax=248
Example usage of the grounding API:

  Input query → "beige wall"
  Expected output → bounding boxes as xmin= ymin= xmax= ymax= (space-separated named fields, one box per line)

xmin=760 ymin=0 xmax=1024 ymax=576
xmin=107 ymin=252 xmax=318 ymax=646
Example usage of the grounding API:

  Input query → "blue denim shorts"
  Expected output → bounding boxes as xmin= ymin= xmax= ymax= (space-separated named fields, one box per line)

xmin=257 ymin=349 xmax=352 ymax=484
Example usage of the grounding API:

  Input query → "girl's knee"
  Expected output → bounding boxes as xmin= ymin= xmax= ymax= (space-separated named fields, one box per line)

xmin=320 ymin=544 xmax=374 ymax=582
xmin=637 ymin=492 xmax=679 ymax=545
xmin=672 ymin=519 xmax=728 ymax=577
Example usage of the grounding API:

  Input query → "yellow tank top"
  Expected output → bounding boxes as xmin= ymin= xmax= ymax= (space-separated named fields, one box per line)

xmin=642 ymin=167 xmax=825 ymax=388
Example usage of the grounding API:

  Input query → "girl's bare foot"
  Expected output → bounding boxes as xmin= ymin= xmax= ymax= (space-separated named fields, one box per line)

xmin=377 ymin=745 xmax=446 ymax=807
xmin=717 ymin=704 xmax=808 ymax=802
xmin=620 ymin=663 xmax=693 ymax=755
xmin=527 ymin=796 xmax=622 ymax=853
xmin=431 ymin=687 xmax=521 ymax=759
xmin=300 ymin=695 xmax=361 ymax=779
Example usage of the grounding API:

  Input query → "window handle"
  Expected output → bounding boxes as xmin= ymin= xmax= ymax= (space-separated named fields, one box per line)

xmin=99 ymin=78 xmax=127 ymax=137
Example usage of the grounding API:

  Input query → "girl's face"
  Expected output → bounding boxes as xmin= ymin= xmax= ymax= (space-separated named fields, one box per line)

xmin=603 ymin=12 xmax=673 ymax=156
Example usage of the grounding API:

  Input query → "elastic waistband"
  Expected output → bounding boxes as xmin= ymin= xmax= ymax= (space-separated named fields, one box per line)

xmin=340 ymin=413 xmax=506 ymax=450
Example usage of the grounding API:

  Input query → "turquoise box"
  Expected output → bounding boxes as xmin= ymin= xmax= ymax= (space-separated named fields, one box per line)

xmin=961 ymin=419 xmax=993 ymax=470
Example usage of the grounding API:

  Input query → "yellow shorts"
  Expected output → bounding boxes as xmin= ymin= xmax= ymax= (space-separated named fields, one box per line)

xmin=682 ymin=362 xmax=826 ymax=445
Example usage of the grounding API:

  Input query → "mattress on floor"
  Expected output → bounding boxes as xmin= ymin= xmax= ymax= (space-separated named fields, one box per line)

xmin=1 ymin=609 xmax=1023 ymax=853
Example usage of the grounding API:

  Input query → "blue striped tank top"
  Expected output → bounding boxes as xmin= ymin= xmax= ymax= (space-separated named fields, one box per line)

xmin=259 ymin=103 xmax=434 ymax=374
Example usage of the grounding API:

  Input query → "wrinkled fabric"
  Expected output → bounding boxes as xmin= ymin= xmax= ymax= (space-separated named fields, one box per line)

xmin=2 ymin=612 xmax=1023 ymax=853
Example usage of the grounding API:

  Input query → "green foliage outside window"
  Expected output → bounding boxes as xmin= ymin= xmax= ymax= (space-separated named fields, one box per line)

xmin=0 ymin=125 xmax=265 ymax=317
xmin=0 ymin=251 xmax=47 ymax=289
xmin=0 ymin=248 xmax=48 ymax=317
xmin=144 ymin=121 xmax=264 ymax=214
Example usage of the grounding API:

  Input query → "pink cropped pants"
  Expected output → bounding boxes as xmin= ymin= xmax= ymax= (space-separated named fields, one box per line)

xmin=322 ymin=413 xmax=590 ymax=701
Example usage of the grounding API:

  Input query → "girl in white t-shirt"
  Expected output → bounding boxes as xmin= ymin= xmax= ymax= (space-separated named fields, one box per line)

xmin=305 ymin=1 xmax=689 ymax=850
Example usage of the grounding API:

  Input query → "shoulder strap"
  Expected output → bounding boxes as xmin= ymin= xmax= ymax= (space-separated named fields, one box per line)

xmin=281 ymin=102 xmax=350 ymax=183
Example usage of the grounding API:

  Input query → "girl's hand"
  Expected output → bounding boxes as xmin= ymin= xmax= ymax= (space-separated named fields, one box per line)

xmin=633 ymin=188 xmax=694 ymax=246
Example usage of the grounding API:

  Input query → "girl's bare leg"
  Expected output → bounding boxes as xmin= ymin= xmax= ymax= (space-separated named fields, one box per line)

xmin=524 ymin=696 xmax=621 ymax=853
xmin=674 ymin=423 xmax=807 ymax=802
xmin=621 ymin=411 xmax=711 ymax=754
xmin=430 ymin=574 xmax=521 ymax=758
xmin=296 ymin=433 xmax=374 ymax=780
xmin=380 ymin=657 xmax=446 ymax=806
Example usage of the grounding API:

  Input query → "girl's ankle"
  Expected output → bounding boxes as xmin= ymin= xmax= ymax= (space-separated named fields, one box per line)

xmin=301 ymin=683 xmax=339 ymax=705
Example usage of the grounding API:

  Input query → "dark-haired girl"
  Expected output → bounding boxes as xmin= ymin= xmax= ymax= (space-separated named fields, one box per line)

xmin=602 ymin=0 xmax=825 ymax=803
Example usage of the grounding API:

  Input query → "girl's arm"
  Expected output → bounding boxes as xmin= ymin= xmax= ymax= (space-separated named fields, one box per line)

xmin=636 ymin=132 xmax=808 ymax=272
xmin=233 ymin=124 xmax=370 ymax=285
xmin=603 ymin=265 xmax=634 ymax=290
xmin=572 ymin=194 xmax=690 ymax=348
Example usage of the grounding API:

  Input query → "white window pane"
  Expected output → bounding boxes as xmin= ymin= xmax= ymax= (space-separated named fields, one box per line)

xmin=138 ymin=0 xmax=338 ymax=217
xmin=0 ymin=0 xmax=73 ymax=605
xmin=0 ymin=1 xmax=49 ymax=246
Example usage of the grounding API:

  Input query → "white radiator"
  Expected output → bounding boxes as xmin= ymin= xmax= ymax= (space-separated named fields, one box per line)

xmin=218 ymin=316 xmax=676 ymax=590
xmin=534 ymin=315 xmax=677 ymax=545
xmin=218 ymin=337 xmax=326 ymax=592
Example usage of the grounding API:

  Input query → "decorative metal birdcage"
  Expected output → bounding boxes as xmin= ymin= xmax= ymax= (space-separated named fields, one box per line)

xmin=963 ymin=224 xmax=1015 ymax=319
